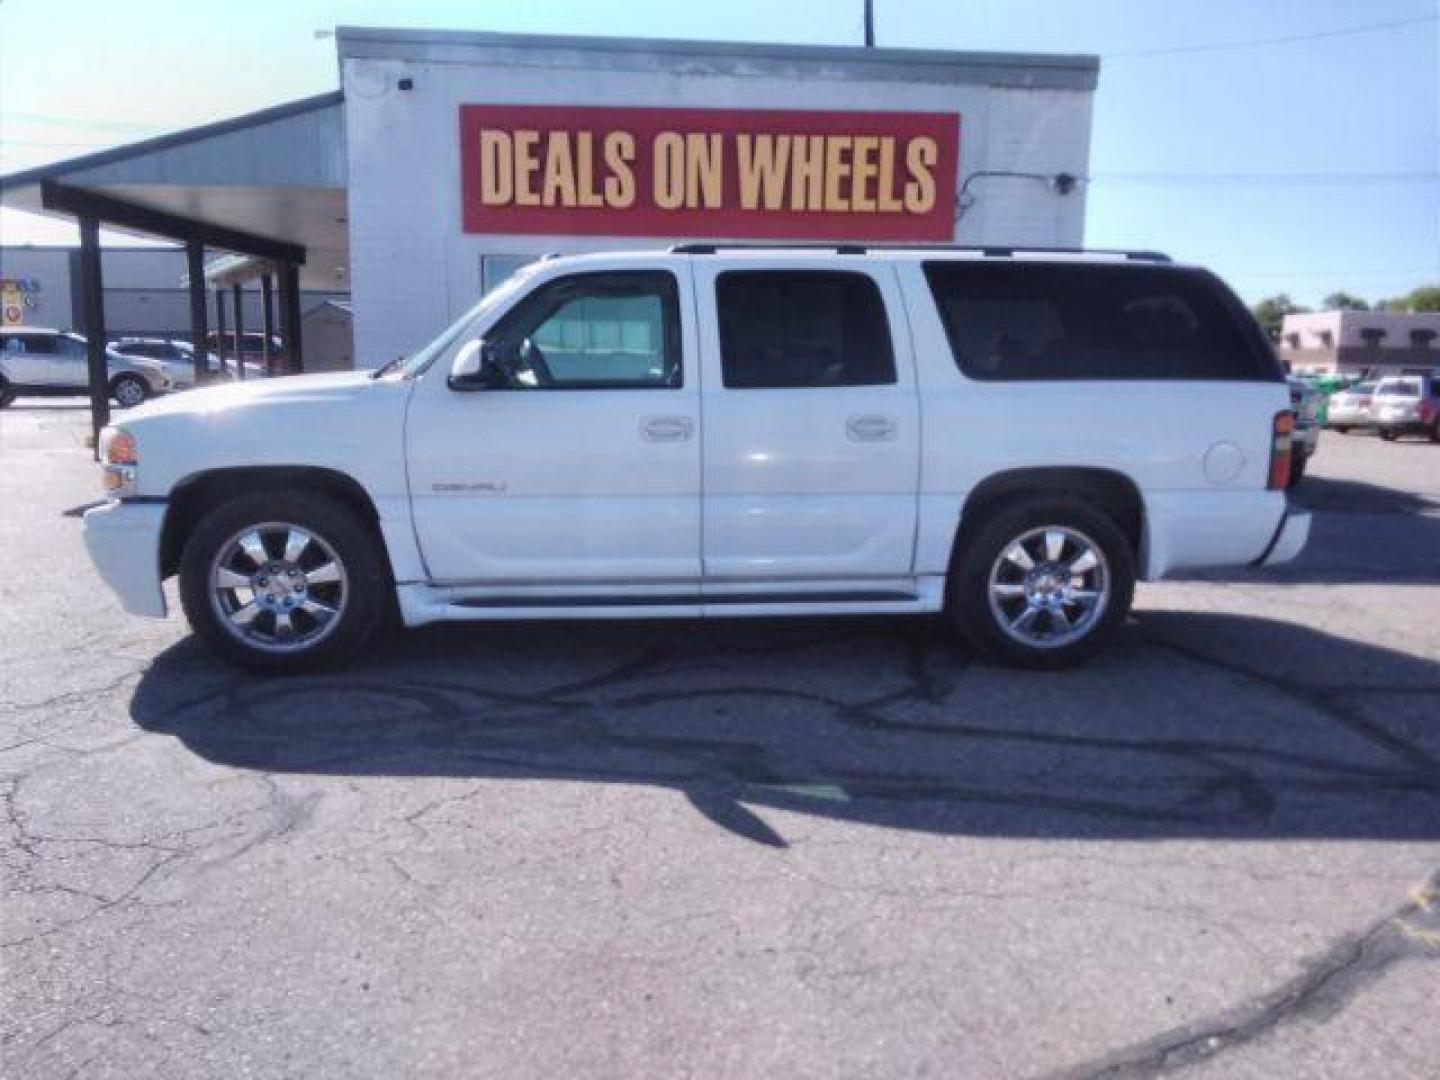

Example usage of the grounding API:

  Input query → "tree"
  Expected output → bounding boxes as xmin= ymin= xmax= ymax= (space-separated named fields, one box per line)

xmin=1321 ymin=291 xmax=1369 ymax=311
xmin=1406 ymin=285 xmax=1440 ymax=313
xmin=1252 ymin=294 xmax=1308 ymax=340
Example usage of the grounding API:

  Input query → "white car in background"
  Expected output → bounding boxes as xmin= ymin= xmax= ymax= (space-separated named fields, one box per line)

xmin=80 ymin=246 xmax=1310 ymax=673
xmin=0 ymin=327 xmax=171 ymax=408
xmin=108 ymin=338 xmax=254 ymax=388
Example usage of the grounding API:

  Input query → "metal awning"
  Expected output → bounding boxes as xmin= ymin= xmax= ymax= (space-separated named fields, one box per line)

xmin=0 ymin=92 xmax=348 ymax=292
xmin=0 ymin=92 xmax=347 ymax=446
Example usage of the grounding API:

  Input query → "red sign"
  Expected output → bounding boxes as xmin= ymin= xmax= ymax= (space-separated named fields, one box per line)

xmin=459 ymin=105 xmax=959 ymax=240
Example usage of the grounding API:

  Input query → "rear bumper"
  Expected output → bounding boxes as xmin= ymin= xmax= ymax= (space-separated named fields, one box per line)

xmin=81 ymin=499 xmax=168 ymax=617
xmin=1253 ymin=510 xmax=1311 ymax=567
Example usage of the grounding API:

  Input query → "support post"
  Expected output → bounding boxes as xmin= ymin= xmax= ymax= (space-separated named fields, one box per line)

xmin=77 ymin=216 xmax=110 ymax=454
xmin=215 ymin=288 xmax=228 ymax=378
xmin=260 ymin=273 xmax=276 ymax=377
xmin=232 ymin=282 xmax=246 ymax=381
xmin=280 ymin=263 xmax=303 ymax=373
xmin=186 ymin=240 xmax=208 ymax=385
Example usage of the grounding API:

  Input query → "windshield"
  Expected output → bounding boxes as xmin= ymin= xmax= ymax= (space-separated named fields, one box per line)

xmin=399 ymin=263 xmax=540 ymax=378
xmin=1376 ymin=379 xmax=1420 ymax=397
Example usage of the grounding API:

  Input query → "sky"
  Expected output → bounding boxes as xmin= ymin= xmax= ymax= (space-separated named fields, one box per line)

xmin=0 ymin=0 xmax=1436 ymax=307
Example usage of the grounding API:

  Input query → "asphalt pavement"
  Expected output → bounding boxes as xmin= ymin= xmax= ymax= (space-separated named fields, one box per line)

xmin=2 ymin=401 xmax=1437 ymax=1079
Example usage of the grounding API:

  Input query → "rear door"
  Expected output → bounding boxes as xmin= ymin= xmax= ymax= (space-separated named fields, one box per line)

xmin=694 ymin=260 xmax=921 ymax=587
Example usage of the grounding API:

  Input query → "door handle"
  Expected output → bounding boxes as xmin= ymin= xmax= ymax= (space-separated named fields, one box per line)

xmin=641 ymin=415 xmax=694 ymax=442
xmin=846 ymin=414 xmax=897 ymax=442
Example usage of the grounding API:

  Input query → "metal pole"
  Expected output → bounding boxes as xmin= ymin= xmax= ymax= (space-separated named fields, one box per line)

xmin=280 ymin=263 xmax=303 ymax=373
xmin=232 ymin=282 xmax=246 ymax=381
xmin=77 ymin=216 xmax=110 ymax=455
xmin=186 ymin=240 xmax=208 ymax=385
xmin=260 ymin=273 xmax=276 ymax=377
xmin=215 ymin=288 xmax=228 ymax=378
xmin=864 ymin=0 xmax=874 ymax=46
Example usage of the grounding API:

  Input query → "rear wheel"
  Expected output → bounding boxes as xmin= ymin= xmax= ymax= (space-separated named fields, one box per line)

xmin=0 ymin=377 xmax=14 ymax=408
xmin=1380 ymin=429 xmax=1398 ymax=442
xmin=1287 ymin=454 xmax=1307 ymax=488
xmin=1331 ymin=425 xmax=1350 ymax=434
xmin=179 ymin=491 xmax=390 ymax=672
xmin=110 ymin=373 xmax=148 ymax=408
xmin=948 ymin=498 xmax=1135 ymax=670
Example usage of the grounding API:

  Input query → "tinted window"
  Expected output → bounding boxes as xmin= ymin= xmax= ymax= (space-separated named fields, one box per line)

xmin=923 ymin=262 xmax=1273 ymax=381
xmin=6 ymin=333 xmax=58 ymax=354
xmin=717 ymin=271 xmax=895 ymax=389
xmin=488 ymin=271 xmax=680 ymax=389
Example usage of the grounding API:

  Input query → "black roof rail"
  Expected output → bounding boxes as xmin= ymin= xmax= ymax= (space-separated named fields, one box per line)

xmin=669 ymin=242 xmax=1172 ymax=263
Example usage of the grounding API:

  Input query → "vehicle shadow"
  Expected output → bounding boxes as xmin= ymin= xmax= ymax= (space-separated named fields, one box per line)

xmin=129 ymin=611 xmax=1440 ymax=847
xmin=1179 ymin=473 xmax=1440 ymax=584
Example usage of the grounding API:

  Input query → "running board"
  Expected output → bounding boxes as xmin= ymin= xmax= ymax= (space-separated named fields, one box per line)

xmin=395 ymin=580 xmax=946 ymax=627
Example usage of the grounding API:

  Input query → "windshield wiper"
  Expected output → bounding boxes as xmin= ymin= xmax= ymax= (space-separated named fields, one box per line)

xmin=370 ymin=355 xmax=405 ymax=380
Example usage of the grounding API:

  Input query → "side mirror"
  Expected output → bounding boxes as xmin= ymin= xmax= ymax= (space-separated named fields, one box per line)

xmin=448 ymin=339 xmax=505 ymax=391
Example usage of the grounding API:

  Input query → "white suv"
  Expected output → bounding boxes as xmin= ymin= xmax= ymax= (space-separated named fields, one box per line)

xmin=81 ymin=246 xmax=1309 ymax=672
xmin=1 ymin=327 xmax=171 ymax=408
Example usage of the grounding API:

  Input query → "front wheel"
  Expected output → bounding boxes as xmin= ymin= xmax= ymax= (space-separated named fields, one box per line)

xmin=0 ymin=378 xmax=14 ymax=408
xmin=1380 ymin=429 xmax=1398 ymax=442
xmin=179 ymin=491 xmax=390 ymax=672
xmin=1331 ymin=425 xmax=1350 ymax=435
xmin=1287 ymin=454 xmax=1307 ymax=488
xmin=110 ymin=373 xmax=149 ymax=408
xmin=948 ymin=498 xmax=1135 ymax=670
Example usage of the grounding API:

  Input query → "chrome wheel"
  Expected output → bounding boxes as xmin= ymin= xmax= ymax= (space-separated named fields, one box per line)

xmin=113 ymin=376 xmax=146 ymax=408
xmin=987 ymin=525 xmax=1110 ymax=650
xmin=208 ymin=522 xmax=349 ymax=654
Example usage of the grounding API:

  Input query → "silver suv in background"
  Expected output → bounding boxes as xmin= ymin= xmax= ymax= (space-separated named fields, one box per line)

xmin=1373 ymin=374 xmax=1440 ymax=442
xmin=0 ymin=327 xmax=171 ymax=408
xmin=107 ymin=338 xmax=227 ymax=389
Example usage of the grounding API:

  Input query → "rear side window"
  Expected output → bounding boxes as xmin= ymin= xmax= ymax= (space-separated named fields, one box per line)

xmin=923 ymin=262 xmax=1274 ymax=381
xmin=717 ymin=271 xmax=895 ymax=389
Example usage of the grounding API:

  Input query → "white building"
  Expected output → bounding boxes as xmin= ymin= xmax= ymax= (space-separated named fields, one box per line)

xmin=1 ymin=27 xmax=1098 ymax=375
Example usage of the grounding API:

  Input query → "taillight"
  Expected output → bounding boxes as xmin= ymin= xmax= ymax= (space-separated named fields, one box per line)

xmin=1420 ymin=400 xmax=1437 ymax=425
xmin=1268 ymin=412 xmax=1294 ymax=490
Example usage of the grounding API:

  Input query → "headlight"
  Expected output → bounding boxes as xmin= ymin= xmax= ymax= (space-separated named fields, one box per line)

xmin=99 ymin=426 xmax=138 ymax=496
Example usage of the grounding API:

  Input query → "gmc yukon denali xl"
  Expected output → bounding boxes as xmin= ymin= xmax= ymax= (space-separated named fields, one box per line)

xmin=81 ymin=246 xmax=1310 ymax=671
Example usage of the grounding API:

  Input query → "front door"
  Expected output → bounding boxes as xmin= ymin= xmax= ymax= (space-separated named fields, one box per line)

xmin=405 ymin=267 xmax=701 ymax=588
xmin=694 ymin=261 xmax=921 ymax=587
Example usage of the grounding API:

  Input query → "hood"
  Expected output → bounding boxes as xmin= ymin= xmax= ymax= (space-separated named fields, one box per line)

xmin=125 ymin=370 xmax=385 ymax=420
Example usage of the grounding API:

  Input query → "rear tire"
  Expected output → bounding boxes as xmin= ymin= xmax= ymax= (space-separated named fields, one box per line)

xmin=179 ymin=490 xmax=390 ymax=673
xmin=110 ymin=373 xmax=149 ymax=409
xmin=1380 ymin=429 xmax=1398 ymax=442
xmin=1287 ymin=454 xmax=1307 ymax=488
xmin=948 ymin=498 xmax=1135 ymax=670
xmin=1332 ymin=425 xmax=1349 ymax=435
xmin=0 ymin=378 xmax=14 ymax=408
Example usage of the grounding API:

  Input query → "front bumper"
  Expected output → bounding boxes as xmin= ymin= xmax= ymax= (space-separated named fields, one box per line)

xmin=81 ymin=499 xmax=168 ymax=617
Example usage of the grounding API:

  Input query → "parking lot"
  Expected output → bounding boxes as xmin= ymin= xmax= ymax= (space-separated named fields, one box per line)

xmin=2 ymin=401 xmax=1437 ymax=1079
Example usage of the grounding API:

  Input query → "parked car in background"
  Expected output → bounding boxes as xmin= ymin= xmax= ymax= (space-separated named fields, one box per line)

xmin=1326 ymin=380 xmax=1378 ymax=433
xmin=1287 ymin=376 xmax=1322 ymax=485
xmin=1 ymin=327 xmax=171 ymax=408
xmin=1372 ymin=374 xmax=1440 ymax=442
xmin=108 ymin=338 xmax=226 ymax=389
xmin=206 ymin=331 xmax=285 ymax=371
xmin=83 ymin=247 xmax=1308 ymax=673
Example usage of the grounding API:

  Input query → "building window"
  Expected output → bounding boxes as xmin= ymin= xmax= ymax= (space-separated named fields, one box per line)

xmin=1358 ymin=328 xmax=1387 ymax=349
xmin=1410 ymin=328 xmax=1436 ymax=349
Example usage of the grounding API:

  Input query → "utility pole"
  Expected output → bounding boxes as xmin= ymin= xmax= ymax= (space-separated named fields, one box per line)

xmin=864 ymin=0 xmax=875 ymax=47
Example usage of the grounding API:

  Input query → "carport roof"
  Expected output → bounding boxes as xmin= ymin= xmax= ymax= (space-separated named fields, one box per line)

xmin=0 ymin=92 xmax=348 ymax=291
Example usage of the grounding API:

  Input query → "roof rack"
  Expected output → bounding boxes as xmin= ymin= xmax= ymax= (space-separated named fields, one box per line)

xmin=669 ymin=242 xmax=1172 ymax=262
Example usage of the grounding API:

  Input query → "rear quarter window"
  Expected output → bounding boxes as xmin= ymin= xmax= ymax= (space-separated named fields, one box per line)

xmin=923 ymin=262 xmax=1278 ymax=382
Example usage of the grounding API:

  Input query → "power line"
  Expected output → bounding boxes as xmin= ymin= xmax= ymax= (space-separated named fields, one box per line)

xmin=1104 ymin=13 xmax=1438 ymax=59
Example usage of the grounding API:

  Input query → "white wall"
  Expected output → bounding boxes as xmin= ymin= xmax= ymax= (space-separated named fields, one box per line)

xmin=344 ymin=39 xmax=1095 ymax=366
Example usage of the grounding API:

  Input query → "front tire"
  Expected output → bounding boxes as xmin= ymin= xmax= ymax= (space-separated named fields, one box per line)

xmin=0 ymin=377 xmax=14 ymax=408
xmin=179 ymin=491 xmax=390 ymax=672
xmin=948 ymin=498 xmax=1135 ymax=670
xmin=110 ymin=373 xmax=149 ymax=408
xmin=1287 ymin=454 xmax=1307 ymax=488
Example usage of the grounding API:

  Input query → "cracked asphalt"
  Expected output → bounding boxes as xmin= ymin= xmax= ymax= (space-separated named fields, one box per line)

xmin=3 ymin=401 xmax=1438 ymax=1079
